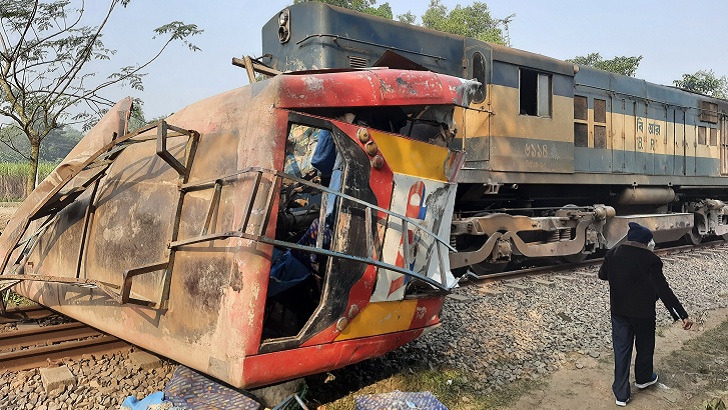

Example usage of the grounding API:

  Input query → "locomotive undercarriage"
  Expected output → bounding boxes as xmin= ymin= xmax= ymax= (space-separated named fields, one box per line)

xmin=448 ymin=182 xmax=727 ymax=275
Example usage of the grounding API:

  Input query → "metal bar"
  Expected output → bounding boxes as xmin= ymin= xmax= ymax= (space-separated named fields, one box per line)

xmin=365 ymin=207 xmax=373 ymax=259
xmin=156 ymin=121 xmax=186 ymax=175
xmin=240 ymin=171 xmax=263 ymax=233
xmin=259 ymin=174 xmax=281 ymax=237
xmin=202 ymin=181 xmax=223 ymax=236
xmin=436 ymin=241 xmax=448 ymax=286
xmin=181 ymin=167 xmax=455 ymax=252
xmin=231 ymin=57 xmax=282 ymax=77
xmin=243 ymin=56 xmax=256 ymax=83
xmin=75 ymin=179 xmax=102 ymax=280
xmin=0 ymin=280 xmax=20 ymax=293
xmin=295 ymin=34 xmax=447 ymax=60
xmin=180 ymin=130 xmax=200 ymax=184
xmin=121 ymin=262 xmax=169 ymax=305
xmin=169 ymin=230 xmax=450 ymax=291
xmin=402 ymin=220 xmax=410 ymax=269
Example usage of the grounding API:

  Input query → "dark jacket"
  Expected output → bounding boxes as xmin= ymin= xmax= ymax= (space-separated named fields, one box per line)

xmin=598 ymin=241 xmax=688 ymax=320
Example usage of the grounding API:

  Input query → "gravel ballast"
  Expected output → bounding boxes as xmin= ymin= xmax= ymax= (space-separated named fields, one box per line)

xmin=1 ymin=247 xmax=727 ymax=409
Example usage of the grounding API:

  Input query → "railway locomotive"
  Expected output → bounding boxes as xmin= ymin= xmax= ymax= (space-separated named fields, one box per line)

xmin=0 ymin=68 xmax=476 ymax=387
xmin=260 ymin=2 xmax=728 ymax=274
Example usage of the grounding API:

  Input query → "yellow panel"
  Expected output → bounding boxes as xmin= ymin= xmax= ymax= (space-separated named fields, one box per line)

xmin=334 ymin=300 xmax=418 ymax=341
xmin=488 ymin=85 xmax=573 ymax=142
xmin=372 ymin=130 xmax=451 ymax=182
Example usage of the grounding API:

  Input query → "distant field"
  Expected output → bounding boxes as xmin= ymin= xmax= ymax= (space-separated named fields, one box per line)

xmin=0 ymin=162 xmax=58 ymax=201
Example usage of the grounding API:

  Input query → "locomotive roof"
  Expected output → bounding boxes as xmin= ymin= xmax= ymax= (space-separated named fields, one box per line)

xmin=263 ymin=2 xmax=576 ymax=77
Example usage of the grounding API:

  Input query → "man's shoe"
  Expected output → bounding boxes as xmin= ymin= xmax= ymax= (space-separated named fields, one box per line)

xmin=635 ymin=373 xmax=658 ymax=389
xmin=616 ymin=398 xmax=630 ymax=407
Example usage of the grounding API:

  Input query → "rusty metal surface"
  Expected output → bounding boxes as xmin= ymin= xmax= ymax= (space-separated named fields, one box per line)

xmin=0 ymin=68 xmax=466 ymax=388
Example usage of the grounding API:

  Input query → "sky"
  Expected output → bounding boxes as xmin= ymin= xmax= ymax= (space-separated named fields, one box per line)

xmin=86 ymin=0 xmax=728 ymax=120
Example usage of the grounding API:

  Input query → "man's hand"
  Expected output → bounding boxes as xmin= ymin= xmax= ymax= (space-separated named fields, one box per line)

xmin=682 ymin=318 xmax=694 ymax=330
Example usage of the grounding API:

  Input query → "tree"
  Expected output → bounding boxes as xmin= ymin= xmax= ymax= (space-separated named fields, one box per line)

xmin=292 ymin=0 xmax=393 ymax=19
xmin=0 ymin=124 xmax=81 ymax=162
xmin=673 ymin=70 xmax=728 ymax=99
xmin=567 ymin=53 xmax=643 ymax=77
xmin=421 ymin=0 xmax=513 ymax=45
xmin=397 ymin=11 xmax=416 ymax=25
xmin=0 ymin=0 xmax=202 ymax=195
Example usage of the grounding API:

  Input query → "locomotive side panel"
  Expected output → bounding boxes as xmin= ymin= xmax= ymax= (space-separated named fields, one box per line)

xmin=483 ymin=61 xmax=575 ymax=174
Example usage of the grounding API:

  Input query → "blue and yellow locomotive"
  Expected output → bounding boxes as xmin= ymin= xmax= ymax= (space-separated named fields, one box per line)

xmin=258 ymin=2 xmax=728 ymax=273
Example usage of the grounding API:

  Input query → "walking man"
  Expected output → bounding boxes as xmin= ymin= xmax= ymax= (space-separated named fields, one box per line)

xmin=598 ymin=222 xmax=694 ymax=406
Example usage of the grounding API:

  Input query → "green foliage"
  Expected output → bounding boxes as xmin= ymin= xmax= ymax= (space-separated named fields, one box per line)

xmin=568 ymin=53 xmax=643 ymax=77
xmin=421 ymin=0 xmax=513 ymax=45
xmin=0 ymin=0 xmax=201 ymax=195
xmin=0 ymin=125 xmax=81 ymax=162
xmin=293 ymin=0 xmax=393 ymax=19
xmin=397 ymin=11 xmax=416 ymax=25
xmin=673 ymin=70 xmax=728 ymax=99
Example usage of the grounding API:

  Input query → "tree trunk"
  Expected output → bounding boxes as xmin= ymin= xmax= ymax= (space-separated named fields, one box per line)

xmin=26 ymin=141 xmax=40 ymax=198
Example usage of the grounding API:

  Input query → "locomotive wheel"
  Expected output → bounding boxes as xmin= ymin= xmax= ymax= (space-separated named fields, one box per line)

xmin=469 ymin=260 xmax=509 ymax=276
xmin=683 ymin=227 xmax=702 ymax=245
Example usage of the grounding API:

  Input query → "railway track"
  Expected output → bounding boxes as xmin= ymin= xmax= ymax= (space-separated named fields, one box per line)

xmin=0 ymin=305 xmax=130 ymax=372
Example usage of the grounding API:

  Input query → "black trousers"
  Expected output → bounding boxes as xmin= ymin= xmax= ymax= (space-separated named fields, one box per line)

xmin=610 ymin=313 xmax=656 ymax=401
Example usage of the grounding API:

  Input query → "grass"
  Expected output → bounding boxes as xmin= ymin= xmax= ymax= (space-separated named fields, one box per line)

xmin=309 ymin=362 xmax=546 ymax=409
xmin=0 ymin=161 xmax=58 ymax=201
xmin=662 ymin=318 xmax=728 ymax=393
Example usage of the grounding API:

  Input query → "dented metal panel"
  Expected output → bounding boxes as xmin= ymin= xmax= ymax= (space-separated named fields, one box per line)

xmin=0 ymin=68 xmax=466 ymax=388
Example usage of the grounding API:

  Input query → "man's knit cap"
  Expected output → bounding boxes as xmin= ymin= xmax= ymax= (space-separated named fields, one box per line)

xmin=627 ymin=222 xmax=653 ymax=244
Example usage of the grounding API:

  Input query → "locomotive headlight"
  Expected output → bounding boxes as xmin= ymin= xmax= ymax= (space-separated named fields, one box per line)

xmin=278 ymin=9 xmax=291 ymax=43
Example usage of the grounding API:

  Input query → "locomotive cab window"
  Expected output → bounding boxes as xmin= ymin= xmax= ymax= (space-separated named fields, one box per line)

xmin=471 ymin=52 xmax=487 ymax=104
xmin=520 ymin=68 xmax=551 ymax=117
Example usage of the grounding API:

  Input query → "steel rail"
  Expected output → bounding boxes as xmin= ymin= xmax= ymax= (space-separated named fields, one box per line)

xmin=0 ymin=322 xmax=101 ymax=351
xmin=0 ymin=334 xmax=130 ymax=372
xmin=0 ymin=305 xmax=53 ymax=325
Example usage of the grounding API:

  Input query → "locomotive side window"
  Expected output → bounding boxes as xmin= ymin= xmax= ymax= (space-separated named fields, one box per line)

xmin=574 ymin=95 xmax=588 ymax=147
xmin=519 ymin=68 xmax=551 ymax=117
xmin=472 ymin=52 xmax=486 ymax=104
xmin=594 ymin=99 xmax=607 ymax=148
xmin=574 ymin=96 xmax=588 ymax=120
xmin=710 ymin=128 xmax=718 ymax=146
xmin=698 ymin=126 xmax=707 ymax=145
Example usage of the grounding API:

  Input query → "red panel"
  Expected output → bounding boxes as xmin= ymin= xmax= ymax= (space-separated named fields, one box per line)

xmin=276 ymin=69 xmax=470 ymax=109
xmin=300 ymin=120 xmax=395 ymax=347
xmin=410 ymin=297 xmax=445 ymax=329
xmin=242 ymin=327 xmax=426 ymax=388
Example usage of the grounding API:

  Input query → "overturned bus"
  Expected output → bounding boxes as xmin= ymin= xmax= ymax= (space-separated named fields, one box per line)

xmin=0 ymin=68 xmax=476 ymax=387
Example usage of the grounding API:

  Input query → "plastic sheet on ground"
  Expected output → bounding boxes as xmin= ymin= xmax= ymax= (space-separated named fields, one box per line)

xmin=164 ymin=366 xmax=261 ymax=410
xmin=354 ymin=391 xmax=447 ymax=410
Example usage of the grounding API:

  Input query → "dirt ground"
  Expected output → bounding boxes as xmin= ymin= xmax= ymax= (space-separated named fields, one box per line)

xmin=505 ymin=308 xmax=728 ymax=410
